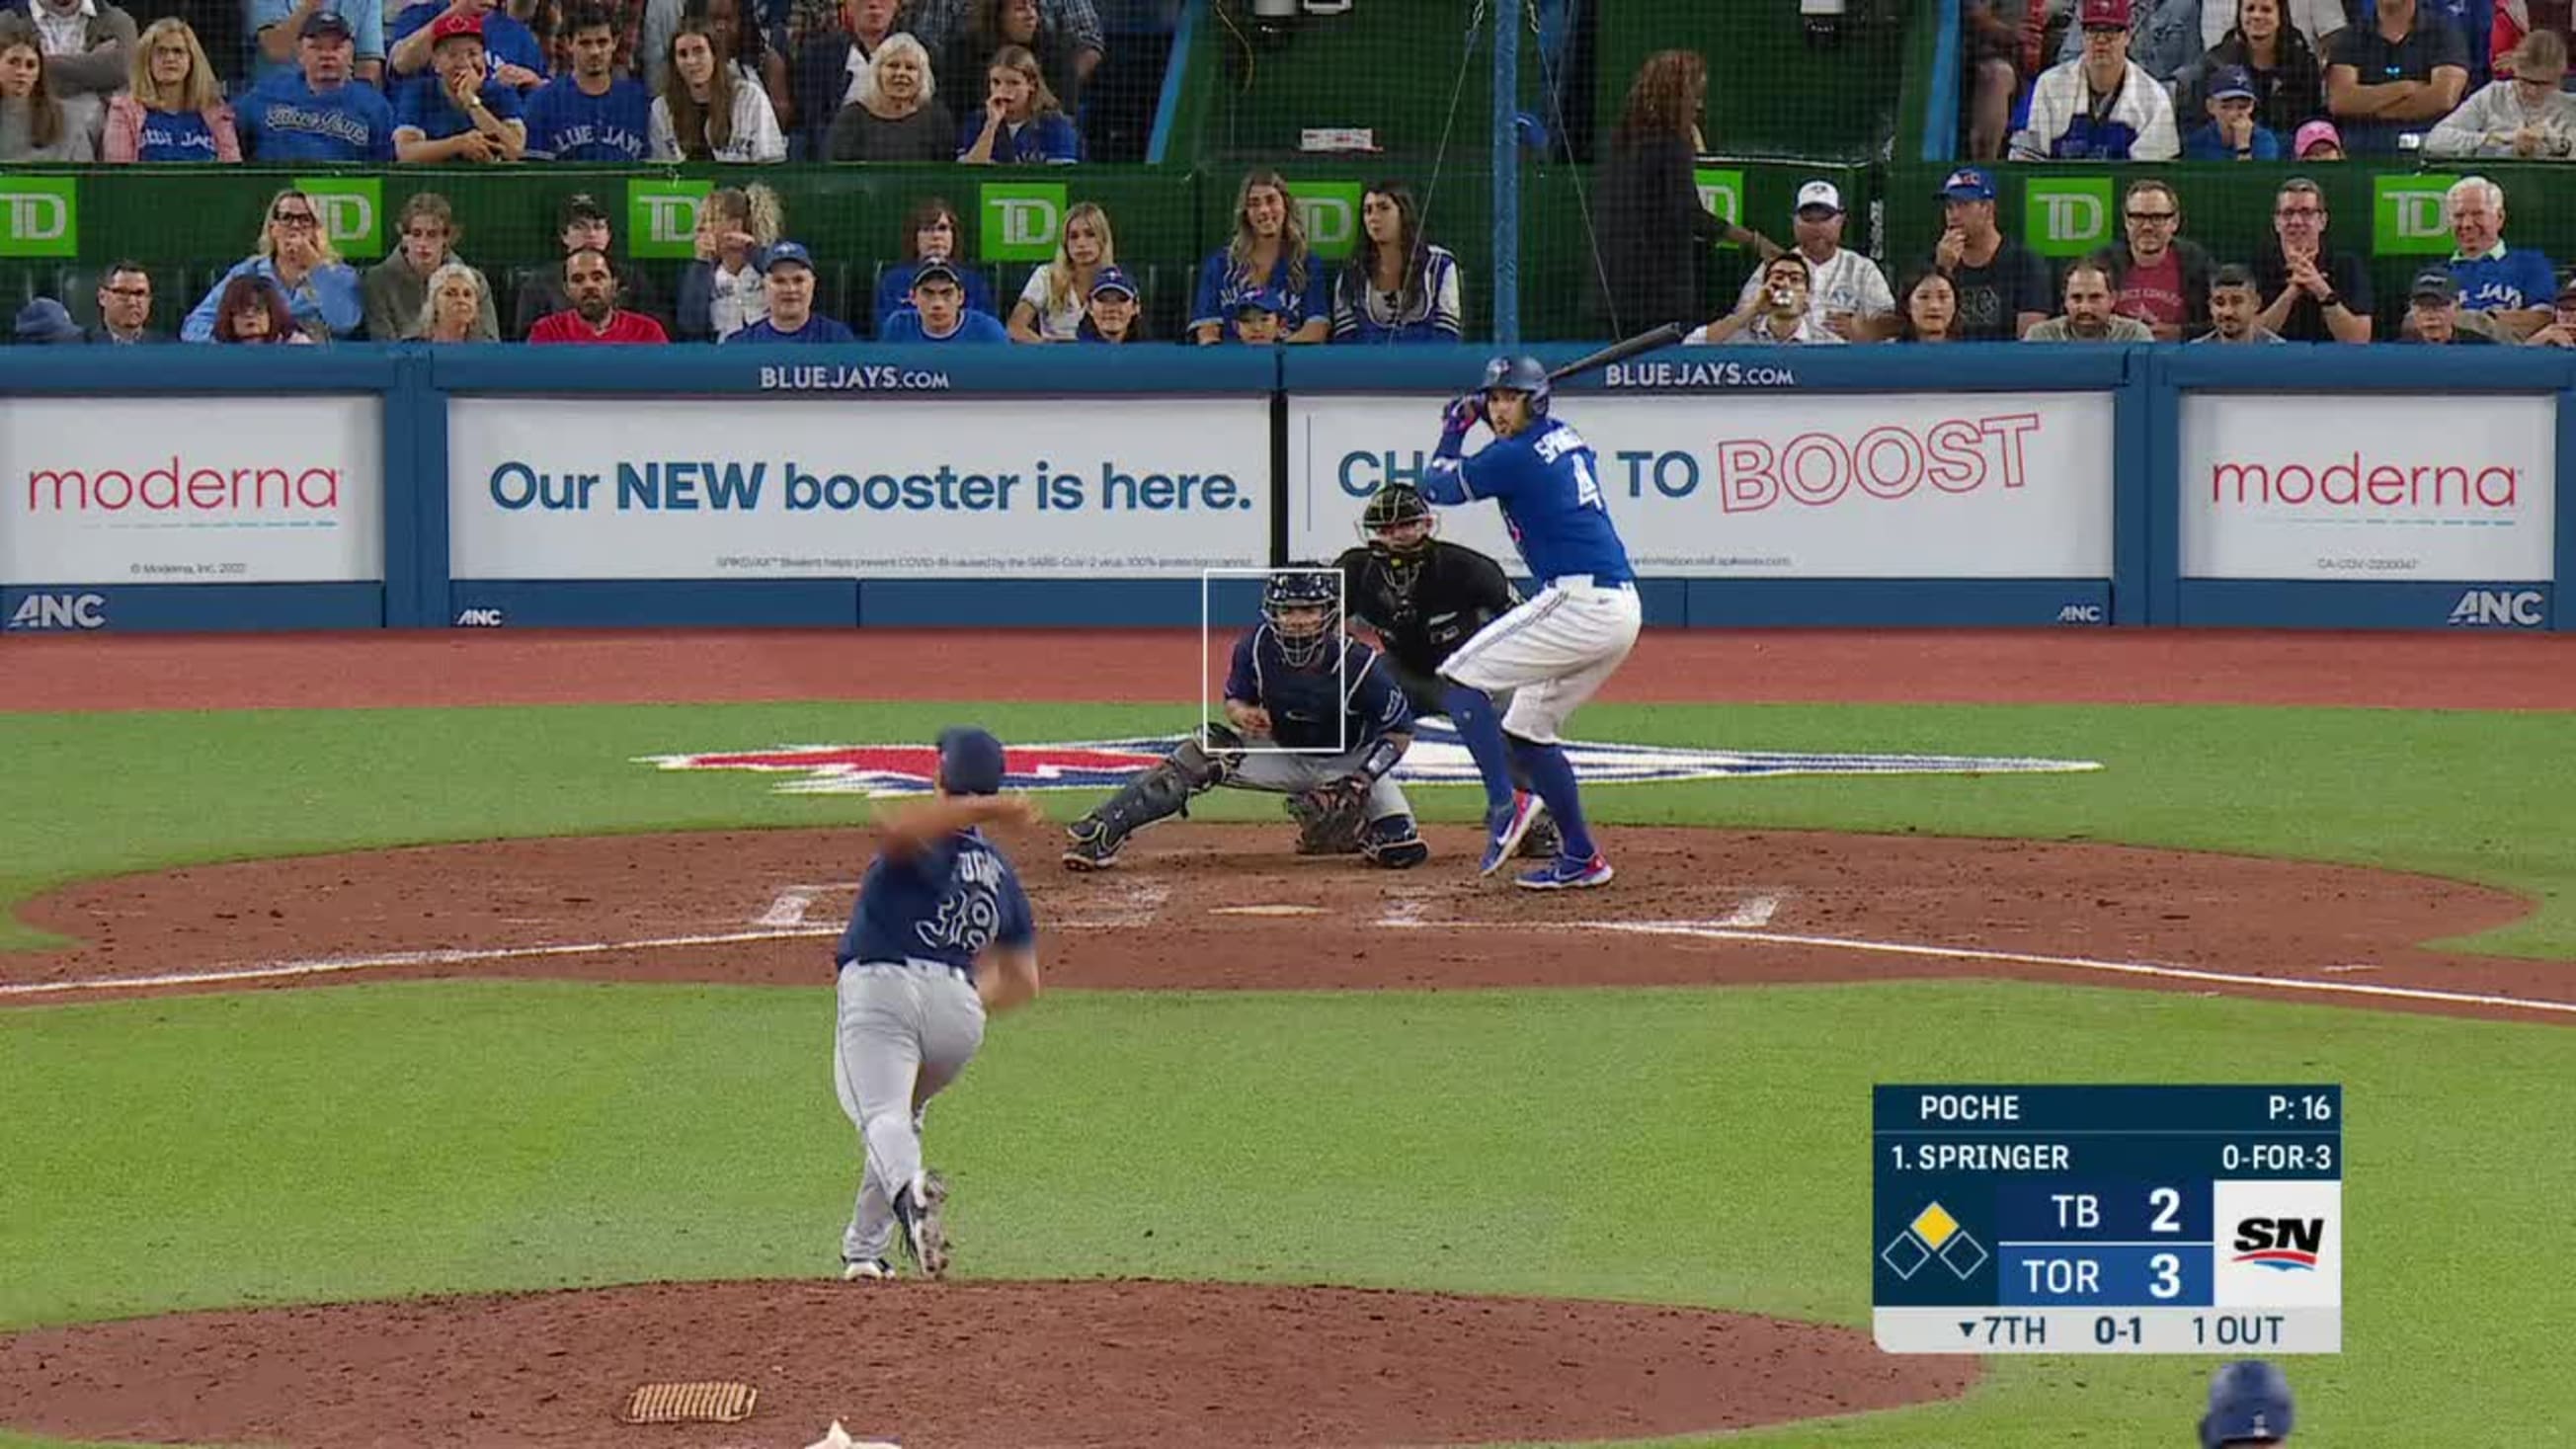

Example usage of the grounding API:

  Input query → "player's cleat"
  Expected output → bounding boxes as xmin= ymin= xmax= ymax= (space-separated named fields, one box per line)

xmin=1516 ymin=853 xmax=1614 ymax=891
xmin=841 ymin=1256 xmax=894 ymax=1281
xmin=1479 ymin=791 xmax=1546 ymax=877
xmin=1517 ymin=814 xmax=1562 ymax=860
xmin=893 ymin=1169 xmax=950 ymax=1279
xmin=1061 ymin=817 xmax=1122 ymax=871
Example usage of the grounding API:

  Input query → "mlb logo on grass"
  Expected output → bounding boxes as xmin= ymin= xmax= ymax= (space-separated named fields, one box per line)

xmin=980 ymin=182 xmax=1067 ymax=262
xmin=0 ymin=175 xmax=76 ymax=258
xmin=626 ymin=179 xmax=712 ymax=261
xmin=2024 ymin=177 xmax=2111 ymax=258
xmin=2213 ymin=1179 xmax=2340 ymax=1308
xmin=2374 ymin=174 xmax=2458 ymax=255
xmin=1694 ymin=169 xmax=1744 ymax=247
xmin=1295 ymin=181 xmax=1364 ymax=260
xmin=294 ymin=176 xmax=382 ymax=259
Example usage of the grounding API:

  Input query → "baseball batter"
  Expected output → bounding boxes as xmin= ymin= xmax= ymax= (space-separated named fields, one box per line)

xmin=1419 ymin=355 xmax=1642 ymax=890
xmin=1062 ymin=569 xmax=1426 ymax=869
xmin=1331 ymin=483 xmax=1559 ymax=860
xmin=832 ymin=726 xmax=1044 ymax=1282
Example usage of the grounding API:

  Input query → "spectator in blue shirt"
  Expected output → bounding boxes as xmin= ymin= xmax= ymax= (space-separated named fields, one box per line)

xmin=1190 ymin=168 xmax=1331 ymax=345
xmin=2441 ymin=173 xmax=2554 ymax=338
xmin=727 ymin=241 xmax=858 ymax=344
xmin=521 ymin=4 xmax=649 ymax=157
xmin=236 ymin=10 xmax=397 ymax=161
xmin=388 ymin=0 xmax=546 ymax=94
xmin=1229 ymin=287 xmax=1288 ymax=346
xmin=872 ymin=196 xmax=997 ymax=332
xmin=2184 ymin=64 xmax=2286 ymax=156
xmin=880 ymin=260 xmax=1007 ymax=342
xmin=182 ymin=188 xmax=363 ymax=342
xmin=1075 ymin=264 xmax=1140 ymax=343
xmin=1331 ymin=181 xmax=1465 ymax=343
xmin=957 ymin=42 xmax=1078 ymax=162
xmin=394 ymin=11 xmax=527 ymax=160
xmin=250 ymin=0 xmax=383 ymax=86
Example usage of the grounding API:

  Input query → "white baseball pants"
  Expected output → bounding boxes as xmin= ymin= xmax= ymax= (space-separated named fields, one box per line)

xmin=1436 ymin=578 xmax=1642 ymax=744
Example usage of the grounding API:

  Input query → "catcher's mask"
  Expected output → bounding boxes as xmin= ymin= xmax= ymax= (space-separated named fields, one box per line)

xmin=1361 ymin=484 xmax=1437 ymax=557
xmin=1262 ymin=567 xmax=1341 ymax=668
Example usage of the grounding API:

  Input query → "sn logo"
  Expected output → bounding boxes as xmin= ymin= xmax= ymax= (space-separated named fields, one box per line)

xmin=7 ymin=592 xmax=106 ymax=629
xmin=0 ymin=191 xmax=68 ymax=242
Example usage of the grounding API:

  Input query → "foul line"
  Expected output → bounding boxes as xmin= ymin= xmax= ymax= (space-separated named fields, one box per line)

xmin=0 ymin=926 xmax=842 ymax=999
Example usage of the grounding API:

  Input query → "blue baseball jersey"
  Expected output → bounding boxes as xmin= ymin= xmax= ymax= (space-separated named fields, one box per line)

xmin=835 ymin=828 xmax=1034 ymax=982
xmin=1225 ymin=631 xmax=1412 ymax=753
xmin=2448 ymin=246 xmax=2555 ymax=312
xmin=879 ymin=308 xmax=1008 ymax=343
xmin=394 ymin=72 xmax=524 ymax=139
xmin=236 ymin=74 xmax=398 ymax=161
xmin=1422 ymin=414 xmax=1634 ymax=585
xmin=728 ymin=313 xmax=859 ymax=344
xmin=521 ymin=75 xmax=652 ymax=160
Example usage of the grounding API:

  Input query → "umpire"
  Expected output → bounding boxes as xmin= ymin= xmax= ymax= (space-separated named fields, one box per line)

xmin=1334 ymin=484 xmax=1559 ymax=859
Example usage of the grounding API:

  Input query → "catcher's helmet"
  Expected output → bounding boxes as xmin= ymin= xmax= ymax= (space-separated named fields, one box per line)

xmin=1479 ymin=354 xmax=1552 ymax=414
xmin=2199 ymin=1360 xmax=2294 ymax=1448
xmin=1262 ymin=566 xmax=1341 ymax=668
xmin=1361 ymin=484 xmax=1436 ymax=553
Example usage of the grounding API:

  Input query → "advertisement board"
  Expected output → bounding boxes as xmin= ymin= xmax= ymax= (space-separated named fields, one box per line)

xmin=446 ymin=396 xmax=1272 ymax=580
xmin=2178 ymin=394 xmax=2556 ymax=581
xmin=1287 ymin=393 xmax=2117 ymax=578
xmin=0 ymin=396 xmax=384 ymax=583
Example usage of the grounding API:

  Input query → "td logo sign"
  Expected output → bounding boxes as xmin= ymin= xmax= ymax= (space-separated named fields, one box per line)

xmin=1294 ymin=181 xmax=1363 ymax=260
xmin=980 ymin=182 xmax=1067 ymax=262
xmin=1694 ymin=168 xmax=1744 ymax=247
xmin=626 ymin=179 xmax=712 ymax=260
xmin=2374 ymin=174 xmax=2458 ymax=255
xmin=294 ymin=176 xmax=382 ymax=258
xmin=2025 ymin=177 xmax=2111 ymax=258
xmin=0 ymin=175 xmax=76 ymax=258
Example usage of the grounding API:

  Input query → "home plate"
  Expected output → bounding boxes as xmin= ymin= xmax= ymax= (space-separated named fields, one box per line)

xmin=1210 ymin=904 xmax=1326 ymax=917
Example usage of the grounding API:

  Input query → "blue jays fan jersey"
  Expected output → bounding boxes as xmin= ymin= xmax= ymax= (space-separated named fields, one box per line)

xmin=1226 ymin=631 xmax=1413 ymax=753
xmin=835 ymin=829 xmax=1034 ymax=982
xmin=1424 ymin=416 xmax=1634 ymax=585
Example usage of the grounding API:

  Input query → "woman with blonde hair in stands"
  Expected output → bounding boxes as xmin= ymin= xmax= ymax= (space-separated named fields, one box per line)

xmin=1006 ymin=200 xmax=1112 ymax=343
xmin=2425 ymin=29 xmax=2576 ymax=157
xmin=104 ymin=17 xmax=238 ymax=162
xmin=417 ymin=261 xmax=490 ymax=343
xmin=825 ymin=31 xmax=952 ymax=161
xmin=679 ymin=182 xmax=785 ymax=341
xmin=651 ymin=17 xmax=785 ymax=161
xmin=182 ymin=187 xmax=362 ymax=342
xmin=0 ymin=17 xmax=88 ymax=161
xmin=957 ymin=42 xmax=1079 ymax=163
xmin=1188 ymin=168 xmax=1329 ymax=345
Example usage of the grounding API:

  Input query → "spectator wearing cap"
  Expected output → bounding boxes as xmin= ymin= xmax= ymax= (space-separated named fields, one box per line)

xmin=1190 ymin=169 xmax=1334 ymax=346
xmin=2199 ymin=1359 xmax=2294 ymax=1447
xmin=393 ymin=11 xmax=526 ymax=160
xmin=2017 ymin=0 xmax=2183 ymax=158
xmin=1331 ymin=181 xmax=1465 ymax=345
xmin=1694 ymin=253 xmax=1846 ymax=345
xmin=2100 ymin=179 xmax=2213 ymax=340
xmin=957 ymin=42 xmax=1078 ymax=162
xmin=250 ymin=0 xmax=380 ymax=84
xmin=2253 ymin=176 xmax=2372 ymax=342
xmin=521 ymin=4 xmax=649 ymax=159
xmin=2185 ymin=64 xmax=2287 ymax=154
xmin=881 ymin=260 xmax=1007 ymax=343
xmin=0 ymin=15 xmax=90 ymax=159
xmin=2191 ymin=264 xmax=2287 ymax=342
xmin=2427 ymin=29 xmax=2576 ymax=153
xmin=1008 ymin=199 xmax=1112 ymax=343
xmin=1227 ymin=288 xmax=1289 ymax=346
xmin=364 ymin=192 xmax=497 ymax=341
xmin=678 ymin=183 xmax=780 ymax=342
xmin=874 ymin=197 xmax=998 ymax=335
xmin=2293 ymin=117 xmax=2344 ymax=155
xmin=2402 ymin=266 xmax=2498 ymax=343
xmin=2026 ymin=259 xmax=2156 ymax=341
xmin=1076 ymin=265 xmax=1139 ymax=343
xmin=2182 ymin=0 xmax=2326 ymax=136
xmin=388 ymin=0 xmax=546 ymax=92
xmin=87 ymin=261 xmax=160 ymax=343
xmin=7 ymin=0 xmax=137 ymax=149
xmin=237 ymin=9 xmax=395 ymax=160
xmin=1927 ymin=166 xmax=2052 ymax=340
xmin=2521 ymin=274 xmax=2576 ymax=343
xmin=2054 ymin=0 xmax=2208 ymax=80
xmin=529 ymin=247 xmax=671 ymax=344
xmin=2492 ymin=0 xmax=2576 ymax=76
xmin=515 ymin=191 xmax=668 ymax=339
xmin=182 ymin=187 xmax=362 ymax=343
xmin=102 ymin=17 xmax=236 ymax=161
xmin=727 ymin=243 xmax=857 ymax=344
xmin=14 ymin=296 xmax=81 ymax=345
xmin=1731 ymin=180 xmax=1895 ymax=342
xmin=2325 ymin=0 xmax=2469 ymax=153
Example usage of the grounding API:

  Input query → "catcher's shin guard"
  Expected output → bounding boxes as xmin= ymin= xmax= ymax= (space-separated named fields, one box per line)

xmin=1358 ymin=814 xmax=1429 ymax=869
xmin=1062 ymin=729 xmax=1239 ymax=870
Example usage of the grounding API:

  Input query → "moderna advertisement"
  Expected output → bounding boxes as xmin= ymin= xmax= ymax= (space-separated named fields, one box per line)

xmin=446 ymin=397 xmax=1270 ymax=579
xmin=0 ymin=397 xmax=383 ymax=583
xmin=2179 ymin=394 xmax=2556 ymax=581
xmin=1287 ymin=393 xmax=2116 ymax=578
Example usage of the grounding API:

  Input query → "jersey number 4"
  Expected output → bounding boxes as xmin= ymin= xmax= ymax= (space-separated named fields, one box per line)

xmin=1571 ymin=454 xmax=1604 ymax=511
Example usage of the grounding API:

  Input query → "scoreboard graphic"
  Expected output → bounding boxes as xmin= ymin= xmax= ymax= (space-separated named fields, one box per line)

xmin=1873 ymin=1086 xmax=2341 ymax=1354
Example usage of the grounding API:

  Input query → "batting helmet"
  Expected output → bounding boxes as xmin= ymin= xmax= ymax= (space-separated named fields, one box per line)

xmin=2199 ymin=1360 xmax=2294 ymax=1447
xmin=1262 ymin=566 xmax=1341 ymax=668
xmin=1479 ymin=355 xmax=1551 ymax=414
xmin=1360 ymin=484 xmax=1436 ymax=554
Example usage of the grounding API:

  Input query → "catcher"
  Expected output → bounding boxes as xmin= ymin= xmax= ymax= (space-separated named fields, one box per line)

xmin=1332 ymin=483 xmax=1560 ymax=859
xmin=1062 ymin=568 xmax=1427 ymax=870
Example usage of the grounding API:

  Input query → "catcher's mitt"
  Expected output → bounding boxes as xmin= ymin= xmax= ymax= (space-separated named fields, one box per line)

xmin=1286 ymin=776 xmax=1371 ymax=854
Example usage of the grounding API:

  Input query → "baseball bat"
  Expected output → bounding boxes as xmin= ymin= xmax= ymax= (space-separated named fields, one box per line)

xmin=1545 ymin=321 xmax=1691 ymax=384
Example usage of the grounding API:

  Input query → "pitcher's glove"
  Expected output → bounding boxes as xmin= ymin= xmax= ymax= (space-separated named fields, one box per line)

xmin=1286 ymin=775 xmax=1371 ymax=855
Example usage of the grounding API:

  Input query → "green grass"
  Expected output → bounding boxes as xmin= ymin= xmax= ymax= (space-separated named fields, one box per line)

xmin=2 ymin=979 xmax=2569 ymax=1446
xmin=5 ymin=700 xmax=2576 ymax=956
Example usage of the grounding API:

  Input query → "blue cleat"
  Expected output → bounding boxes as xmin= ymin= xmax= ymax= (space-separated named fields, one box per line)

xmin=1479 ymin=791 xmax=1546 ymax=877
xmin=1516 ymin=853 xmax=1614 ymax=891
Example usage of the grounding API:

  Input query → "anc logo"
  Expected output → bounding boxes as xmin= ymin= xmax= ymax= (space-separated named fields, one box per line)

xmin=641 ymin=721 xmax=2103 ymax=797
